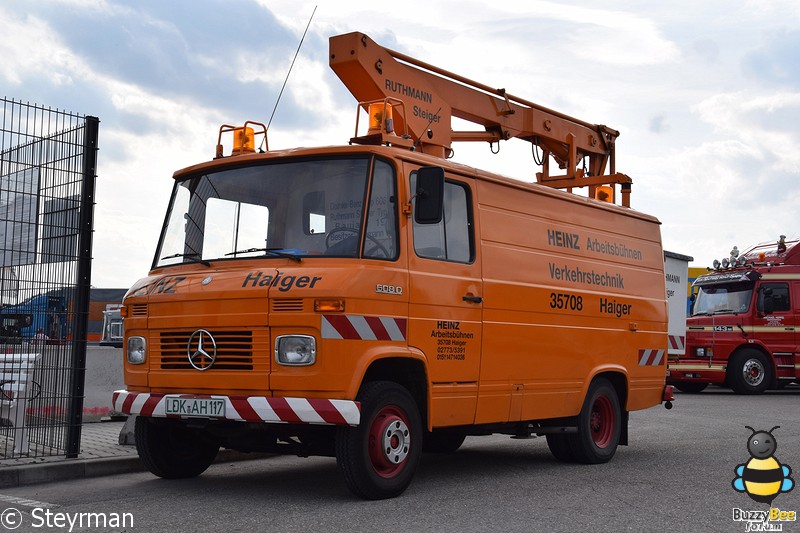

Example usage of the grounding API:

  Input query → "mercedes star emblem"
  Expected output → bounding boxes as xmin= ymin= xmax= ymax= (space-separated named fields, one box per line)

xmin=187 ymin=329 xmax=217 ymax=371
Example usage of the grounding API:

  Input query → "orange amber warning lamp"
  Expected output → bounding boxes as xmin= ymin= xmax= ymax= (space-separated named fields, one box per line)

xmin=215 ymin=121 xmax=268 ymax=158
xmin=594 ymin=185 xmax=614 ymax=203
xmin=368 ymin=102 xmax=394 ymax=134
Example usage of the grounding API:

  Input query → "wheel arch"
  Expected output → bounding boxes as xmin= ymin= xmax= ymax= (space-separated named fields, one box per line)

xmin=590 ymin=369 xmax=629 ymax=446
xmin=358 ymin=355 xmax=428 ymax=427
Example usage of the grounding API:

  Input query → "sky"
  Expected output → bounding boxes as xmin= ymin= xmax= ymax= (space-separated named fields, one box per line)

xmin=1 ymin=0 xmax=799 ymax=288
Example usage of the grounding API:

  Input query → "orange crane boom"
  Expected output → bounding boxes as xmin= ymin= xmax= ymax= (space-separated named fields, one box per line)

xmin=330 ymin=32 xmax=633 ymax=206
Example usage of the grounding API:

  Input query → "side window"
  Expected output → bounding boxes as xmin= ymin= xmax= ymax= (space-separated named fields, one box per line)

xmin=760 ymin=282 xmax=791 ymax=312
xmin=363 ymin=160 xmax=398 ymax=260
xmin=411 ymin=173 xmax=473 ymax=263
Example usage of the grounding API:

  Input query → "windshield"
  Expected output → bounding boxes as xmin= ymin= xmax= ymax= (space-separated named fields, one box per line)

xmin=692 ymin=282 xmax=754 ymax=316
xmin=154 ymin=156 xmax=398 ymax=268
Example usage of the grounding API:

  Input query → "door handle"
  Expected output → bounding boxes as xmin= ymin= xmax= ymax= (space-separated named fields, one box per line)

xmin=462 ymin=295 xmax=483 ymax=304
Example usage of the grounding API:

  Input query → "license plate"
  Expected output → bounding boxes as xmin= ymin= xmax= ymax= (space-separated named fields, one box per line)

xmin=164 ymin=396 xmax=226 ymax=418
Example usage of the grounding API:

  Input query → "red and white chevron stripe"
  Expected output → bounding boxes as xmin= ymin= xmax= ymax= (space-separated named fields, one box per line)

xmin=638 ymin=349 xmax=665 ymax=366
xmin=112 ymin=390 xmax=360 ymax=426
xmin=321 ymin=314 xmax=407 ymax=341
xmin=668 ymin=335 xmax=685 ymax=352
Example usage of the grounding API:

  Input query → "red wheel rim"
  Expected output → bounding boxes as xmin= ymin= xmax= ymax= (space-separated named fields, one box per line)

xmin=367 ymin=405 xmax=411 ymax=478
xmin=590 ymin=395 xmax=614 ymax=448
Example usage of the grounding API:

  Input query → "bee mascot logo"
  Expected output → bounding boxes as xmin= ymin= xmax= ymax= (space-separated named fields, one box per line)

xmin=732 ymin=426 xmax=794 ymax=504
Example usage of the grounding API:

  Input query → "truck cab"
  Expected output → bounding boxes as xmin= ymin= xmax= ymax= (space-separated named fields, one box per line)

xmin=668 ymin=237 xmax=799 ymax=394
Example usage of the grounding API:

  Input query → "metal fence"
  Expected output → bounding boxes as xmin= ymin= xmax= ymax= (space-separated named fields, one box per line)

xmin=0 ymin=98 xmax=98 ymax=458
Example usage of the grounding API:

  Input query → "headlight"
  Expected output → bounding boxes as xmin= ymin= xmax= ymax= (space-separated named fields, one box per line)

xmin=127 ymin=336 xmax=147 ymax=364
xmin=695 ymin=347 xmax=713 ymax=358
xmin=275 ymin=335 xmax=316 ymax=366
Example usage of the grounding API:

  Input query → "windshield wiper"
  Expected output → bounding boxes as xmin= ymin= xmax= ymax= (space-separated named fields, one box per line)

xmin=224 ymin=247 xmax=302 ymax=262
xmin=161 ymin=253 xmax=210 ymax=267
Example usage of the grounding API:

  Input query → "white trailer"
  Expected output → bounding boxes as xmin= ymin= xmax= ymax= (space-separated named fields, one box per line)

xmin=664 ymin=251 xmax=693 ymax=357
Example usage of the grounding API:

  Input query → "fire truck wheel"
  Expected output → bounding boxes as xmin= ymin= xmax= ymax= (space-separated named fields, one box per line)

xmin=423 ymin=430 xmax=467 ymax=453
xmin=728 ymin=349 xmax=771 ymax=395
xmin=336 ymin=381 xmax=422 ymax=500
xmin=673 ymin=382 xmax=708 ymax=393
xmin=570 ymin=378 xmax=621 ymax=464
xmin=135 ymin=417 xmax=219 ymax=479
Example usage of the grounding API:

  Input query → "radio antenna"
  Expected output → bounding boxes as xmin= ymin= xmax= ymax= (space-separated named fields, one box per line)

xmin=260 ymin=5 xmax=317 ymax=150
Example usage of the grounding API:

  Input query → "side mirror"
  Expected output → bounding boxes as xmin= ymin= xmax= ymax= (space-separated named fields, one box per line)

xmin=414 ymin=166 xmax=444 ymax=224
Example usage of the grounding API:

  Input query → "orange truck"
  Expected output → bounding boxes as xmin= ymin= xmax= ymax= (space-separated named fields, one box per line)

xmin=113 ymin=32 xmax=672 ymax=499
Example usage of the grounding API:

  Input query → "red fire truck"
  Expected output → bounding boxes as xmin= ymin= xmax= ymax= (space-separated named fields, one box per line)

xmin=668 ymin=236 xmax=799 ymax=394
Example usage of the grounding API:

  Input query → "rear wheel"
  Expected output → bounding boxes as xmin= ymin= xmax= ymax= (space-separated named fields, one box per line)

xmin=135 ymin=417 xmax=219 ymax=479
xmin=545 ymin=378 xmax=621 ymax=464
xmin=546 ymin=433 xmax=577 ymax=462
xmin=673 ymin=382 xmax=708 ymax=393
xmin=728 ymin=349 xmax=771 ymax=395
xmin=571 ymin=378 xmax=621 ymax=464
xmin=336 ymin=382 xmax=423 ymax=500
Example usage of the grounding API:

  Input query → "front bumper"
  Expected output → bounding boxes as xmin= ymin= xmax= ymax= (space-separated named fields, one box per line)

xmin=667 ymin=361 xmax=726 ymax=383
xmin=112 ymin=390 xmax=360 ymax=426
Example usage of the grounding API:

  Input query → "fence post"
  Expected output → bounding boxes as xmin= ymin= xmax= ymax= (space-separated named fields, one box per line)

xmin=65 ymin=116 xmax=99 ymax=458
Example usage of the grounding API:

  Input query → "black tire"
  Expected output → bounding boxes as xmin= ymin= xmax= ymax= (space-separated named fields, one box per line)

xmin=135 ymin=417 xmax=219 ymax=479
xmin=336 ymin=381 xmax=423 ymax=500
xmin=423 ymin=430 xmax=467 ymax=454
xmin=570 ymin=378 xmax=622 ymax=464
xmin=673 ymin=382 xmax=708 ymax=394
xmin=546 ymin=433 xmax=577 ymax=463
xmin=728 ymin=349 xmax=772 ymax=395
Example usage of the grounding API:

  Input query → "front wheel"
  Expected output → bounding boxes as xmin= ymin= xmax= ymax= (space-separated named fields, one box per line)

xmin=728 ymin=349 xmax=772 ymax=394
xmin=135 ymin=417 xmax=219 ymax=479
xmin=336 ymin=381 xmax=423 ymax=500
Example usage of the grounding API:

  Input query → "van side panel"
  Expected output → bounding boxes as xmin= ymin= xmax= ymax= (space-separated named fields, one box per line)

xmin=473 ymin=178 xmax=667 ymax=423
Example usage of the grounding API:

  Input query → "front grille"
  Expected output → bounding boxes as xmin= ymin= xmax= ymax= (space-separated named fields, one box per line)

xmin=272 ymin=298 xmax=304 ymax=312
xmin=130 ymin=303 xmax=148 ymax=317
xmin=159 ymin=330 xmax=253 ymax=370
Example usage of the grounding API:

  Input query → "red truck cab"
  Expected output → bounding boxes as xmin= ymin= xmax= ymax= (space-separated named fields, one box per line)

xmin=668 ymin=237 xmax=799 ymax=394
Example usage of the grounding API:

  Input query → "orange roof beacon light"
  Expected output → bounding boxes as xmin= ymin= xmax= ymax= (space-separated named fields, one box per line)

xmin=594 ymin=185 xmax=614 ymax=203
xmin=368 ymin=102 xmax=394 ymax=135
xmin=215 ymin=121 xmax=268 ymax=158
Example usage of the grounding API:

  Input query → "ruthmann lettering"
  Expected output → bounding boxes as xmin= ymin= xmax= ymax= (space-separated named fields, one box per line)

xmin=385 ymin=79 xmax=433 ymax=103
xmin=548 ymin=263 xmax=625 ymax=289
xmin=585 ymin=237 xmax=643 ymax=261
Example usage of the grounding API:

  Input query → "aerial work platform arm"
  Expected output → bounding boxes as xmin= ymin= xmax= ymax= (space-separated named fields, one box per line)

xmin=329 ymin=32 xmax=633 ymax=206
